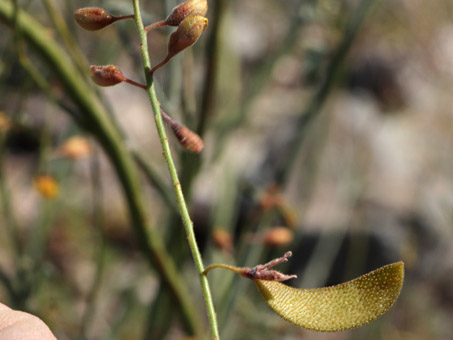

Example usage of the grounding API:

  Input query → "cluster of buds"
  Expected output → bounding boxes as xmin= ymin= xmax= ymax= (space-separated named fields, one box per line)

xmin=74 ymin=0 xmax=208 ymax=75
xmin=74 ymin=0 xmax=208 ymax=154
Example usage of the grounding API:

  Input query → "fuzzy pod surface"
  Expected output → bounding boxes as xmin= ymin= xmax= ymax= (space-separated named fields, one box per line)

xmin=254 ymin=262 xmax=404 ymax=332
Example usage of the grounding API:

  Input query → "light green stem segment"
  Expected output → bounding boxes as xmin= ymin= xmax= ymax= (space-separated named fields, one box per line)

xmin=203 ymin=263 xmax=245 ymax=276
xmin=255 ymin=262 xmax=404 ymax=332
xmin=131 ymin=1 xmax=220 ymax=339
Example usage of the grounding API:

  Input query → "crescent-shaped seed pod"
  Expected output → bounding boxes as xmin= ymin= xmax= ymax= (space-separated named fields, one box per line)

xmin=255 ymin=262 xmax=404 ymax=331
xmin=204 ymin=252 xmax=404 ymax=332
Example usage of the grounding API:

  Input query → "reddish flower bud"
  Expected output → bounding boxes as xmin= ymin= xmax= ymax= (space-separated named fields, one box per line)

xmin=171 ymin=125 xmax=204 ymax=153
xmin=90 ymin=65 xmax=126 ymax=87
xmin=165 ymin=0 xmax=208 ymax=26
xmin=74 ymin=7 xmax=116 ymax=31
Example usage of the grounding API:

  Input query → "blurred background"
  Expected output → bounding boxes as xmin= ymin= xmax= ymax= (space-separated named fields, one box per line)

xmin=0 ymin=0 xmax=452 ymax=339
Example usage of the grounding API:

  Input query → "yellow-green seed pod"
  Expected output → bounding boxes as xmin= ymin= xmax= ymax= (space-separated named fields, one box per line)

xmin=254 ymin=262 xmax=404 ymax=332
xmin=90 ymin=65 xmax=126 ymax=87
xmin=74 ymin=7 xmax=115 ymax=31
xmin=165 ymin=0 xmax=208 ymax=26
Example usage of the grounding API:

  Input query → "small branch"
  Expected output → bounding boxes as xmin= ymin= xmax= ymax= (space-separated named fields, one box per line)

xmin=150 ymin=55 xmax=171 ymax=76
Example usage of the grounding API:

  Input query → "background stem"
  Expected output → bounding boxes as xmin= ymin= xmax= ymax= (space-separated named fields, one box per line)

xmin=0 ymin=0 xmax=201 ymax=335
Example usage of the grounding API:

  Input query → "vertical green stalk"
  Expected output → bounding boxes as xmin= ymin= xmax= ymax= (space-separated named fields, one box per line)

xmin=131 ymin=1 xmax=220 ymax=339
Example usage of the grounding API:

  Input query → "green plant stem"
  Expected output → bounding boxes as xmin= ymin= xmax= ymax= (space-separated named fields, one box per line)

xmin=0 ymin=1 xmax=201 ymax=334
xmin=131 ymin=1 xmax=220 ymax=339
xmin=41 ymin=0 xmax=89 ymax=79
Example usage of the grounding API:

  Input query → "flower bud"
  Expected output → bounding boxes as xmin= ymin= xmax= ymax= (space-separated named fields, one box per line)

xmin=168 ymin=15 xmax=208 ymax=57
xmin=74 ymin=7 xmax=116 ymax=31
xmin=90 ymin=65 xmax=126 ymax=87
xmin=160 ymin=110 xmax=204 ymax=153
xmin=171 ymin=125 xmax=204 ymax=153
xmin=165 ymin=0 xmax=208 ymax=26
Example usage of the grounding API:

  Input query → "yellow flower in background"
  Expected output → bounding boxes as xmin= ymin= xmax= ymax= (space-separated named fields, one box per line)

xmin=58 ymin=136 xmax=92 ymax=159
xmin=0 ymin=111 xmax=10 ymax=133
xmin=34 ymin=174 xmax=59 ymax=199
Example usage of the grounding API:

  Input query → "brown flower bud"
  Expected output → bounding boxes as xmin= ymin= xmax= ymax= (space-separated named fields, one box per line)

xmin=90 ymin=65 xmax=126 ymax=87
xmin=160 ymin=110 xmax=204 ymax=153
xmin=165 ymin=0 xmax=208 ymax=26
xmin=150 ymin=15 xmax=208 ymax=74
xmin=171 ymin=125 xmax=204 ymax=153
xmin=74 ymin=8 xmax=116 ymax=31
